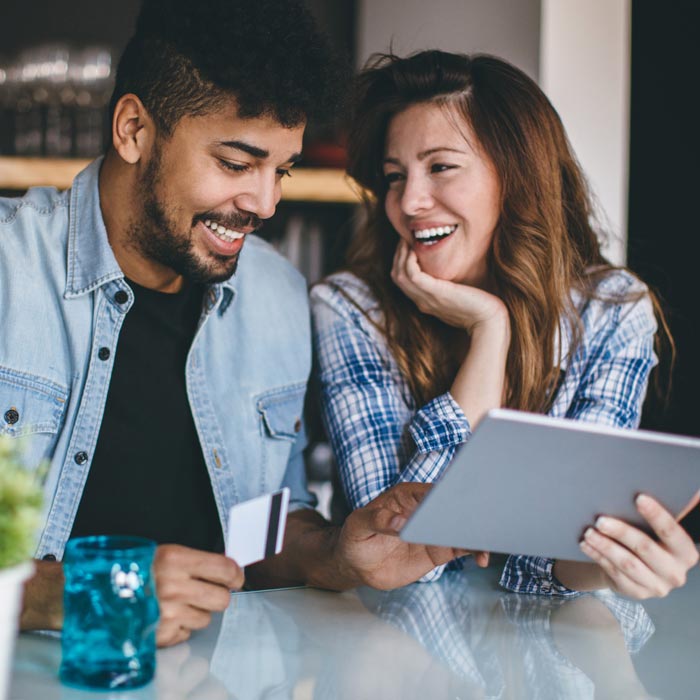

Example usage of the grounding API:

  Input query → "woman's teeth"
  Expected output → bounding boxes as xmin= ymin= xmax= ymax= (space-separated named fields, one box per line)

xmin=413 ymin=225 xmax=457 ymax=245
xmin=204 ymin=219 xmax=244 ymax=242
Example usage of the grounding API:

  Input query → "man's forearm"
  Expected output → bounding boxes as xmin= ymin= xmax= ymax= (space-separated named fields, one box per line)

xmin=245 ymin=509 xmax=358 ymax=592
xmin=20 ymin=560 xmax=64 ymax=631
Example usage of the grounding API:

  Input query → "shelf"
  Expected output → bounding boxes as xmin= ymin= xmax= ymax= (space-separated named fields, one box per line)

xmin=0 ymin=157 xmax=362 ymax=204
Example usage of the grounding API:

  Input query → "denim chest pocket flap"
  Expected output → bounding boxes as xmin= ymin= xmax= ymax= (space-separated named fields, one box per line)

xmin=0 ymin=367 xmax=68 ymax=437
xmin=256 ymin=385 xmax=306 ymax=441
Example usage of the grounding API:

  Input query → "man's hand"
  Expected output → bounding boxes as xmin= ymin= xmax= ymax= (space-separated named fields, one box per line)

xmin=336 ymin=482 xmax=489 ymax=590
xmin=154 ymin=545 xmax=244 ymax=647
xmin=20 ymin=559 xmax=64 ymax=631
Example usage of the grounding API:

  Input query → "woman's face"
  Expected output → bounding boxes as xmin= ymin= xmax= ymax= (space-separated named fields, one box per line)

xmin=383 ymin=101 xmax=501 ymax=287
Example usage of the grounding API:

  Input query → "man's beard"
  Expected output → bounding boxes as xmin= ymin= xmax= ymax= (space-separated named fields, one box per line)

xmin=128 ymin=142 xmax=256 ymax=285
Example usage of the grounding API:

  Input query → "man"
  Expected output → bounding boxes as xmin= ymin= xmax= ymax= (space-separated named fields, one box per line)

xmin=2 ymin=0 xmax=468 ymax=647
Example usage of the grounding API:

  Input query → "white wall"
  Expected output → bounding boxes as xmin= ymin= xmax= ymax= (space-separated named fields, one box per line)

xmin=540 ymin=0 xmax=631 ymax=265
xmin=357 ymin=0 xmax=541 ymax=79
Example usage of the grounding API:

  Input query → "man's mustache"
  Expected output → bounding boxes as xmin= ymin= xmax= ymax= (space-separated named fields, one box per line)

xmin=195 ymin=212 xmax=262 ymax=231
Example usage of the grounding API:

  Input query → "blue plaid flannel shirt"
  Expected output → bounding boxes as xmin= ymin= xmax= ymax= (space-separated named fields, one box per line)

xmin=311 ymin=269 xmax=657 ymax=595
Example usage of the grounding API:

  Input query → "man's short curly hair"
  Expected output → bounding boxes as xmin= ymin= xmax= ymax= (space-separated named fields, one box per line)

xmin=109 ymin=0 xmax=348 ymax=135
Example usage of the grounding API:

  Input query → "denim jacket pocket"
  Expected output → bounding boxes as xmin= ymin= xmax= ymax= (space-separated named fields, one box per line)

xmin=0 ymin=366 xmax=69 ymax=470
xmin=255 ymin=383 xmax=306 ymax=493
xmin=257 ymin=383 xmax=306 ymax=442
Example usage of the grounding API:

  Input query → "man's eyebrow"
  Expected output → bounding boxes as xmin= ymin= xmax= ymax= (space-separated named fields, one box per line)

xmin=217 ymin=139 xmax=302 ymax=164
xmin=382 ymin=147 xmax=468 ymax=165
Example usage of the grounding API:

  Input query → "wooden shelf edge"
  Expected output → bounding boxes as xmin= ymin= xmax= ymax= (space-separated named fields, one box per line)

xmin=0 ymin=157 xmax=362 ymax=204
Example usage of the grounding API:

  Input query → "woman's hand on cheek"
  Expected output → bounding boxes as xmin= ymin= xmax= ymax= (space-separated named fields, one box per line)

xmin=391 ymin=240 xmax=508 ymax=332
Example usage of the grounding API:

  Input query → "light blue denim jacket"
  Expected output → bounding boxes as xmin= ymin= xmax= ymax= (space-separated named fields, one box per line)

xmin=0 ymin=158 xmax=314 ymax=560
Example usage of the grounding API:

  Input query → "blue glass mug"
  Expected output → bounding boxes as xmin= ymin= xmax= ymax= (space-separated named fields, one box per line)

xmin=60 ymin=535 xmax=160 ymax=690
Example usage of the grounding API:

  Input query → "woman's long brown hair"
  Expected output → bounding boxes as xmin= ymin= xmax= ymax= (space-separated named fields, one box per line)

xmin=340 ymin=51 xmax=672 ymax=411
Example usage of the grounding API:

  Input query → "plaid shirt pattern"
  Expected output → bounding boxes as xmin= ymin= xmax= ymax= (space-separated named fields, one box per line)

xmin=311 ymin=270 xmax=657 ymax=595
xmin=358 ymin=567 xmax=654 ymax=698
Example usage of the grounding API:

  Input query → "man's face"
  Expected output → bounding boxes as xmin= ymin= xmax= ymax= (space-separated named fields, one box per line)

xmin=130 ymin=104 xmax=305 ymax=285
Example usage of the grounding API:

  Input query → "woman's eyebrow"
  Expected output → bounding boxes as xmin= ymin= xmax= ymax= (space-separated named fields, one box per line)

xmin=416 ymin=146 xmax=468 ymax=159
xmin=383 ymin=147 xmax=468 ymax=165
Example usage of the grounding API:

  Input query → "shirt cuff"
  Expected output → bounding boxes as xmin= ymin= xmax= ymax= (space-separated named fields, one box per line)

xmin=417 ymin=563 xmax=447 ymax=583
xmin=499 ymin=555 xmax=580 ymax=597
xmin=408 ymin=393 xmax=471 ymax=454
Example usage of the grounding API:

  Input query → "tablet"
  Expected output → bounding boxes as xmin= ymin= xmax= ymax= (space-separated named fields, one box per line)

xmin=400 ymin=409 xmax=700 ymax=562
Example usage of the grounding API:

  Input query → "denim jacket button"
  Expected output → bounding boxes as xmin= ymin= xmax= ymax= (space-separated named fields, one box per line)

xmin=74 ymin=451 xmax=88 ymax=465
xmin=114 ymin=290 xmax=129 ymax=304
xmin=42 ymin=553 xmax=57 ymax=561
xmin=98 ymin=347 xmax=111 ymax=361
xmin=4 ymin=408 xmax=19 ymax=425
xmin=294 ymin=418 xmax=302 ymax=433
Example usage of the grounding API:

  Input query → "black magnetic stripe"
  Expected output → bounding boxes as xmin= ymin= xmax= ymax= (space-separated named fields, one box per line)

xmin=265 ymin=491 xmax=283 ymax=557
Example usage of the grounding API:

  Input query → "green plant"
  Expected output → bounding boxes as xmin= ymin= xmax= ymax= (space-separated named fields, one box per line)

xmin=0 ymin=436 xmax=43 ymax=569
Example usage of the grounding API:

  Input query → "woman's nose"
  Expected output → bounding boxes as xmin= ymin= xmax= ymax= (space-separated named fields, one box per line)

xmin=400 ymin=173 xmax=433 ymax=215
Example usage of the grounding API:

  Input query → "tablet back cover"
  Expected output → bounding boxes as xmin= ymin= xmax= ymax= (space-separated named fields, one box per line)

xmin=400 ymin=409 xmax=700 ymax=561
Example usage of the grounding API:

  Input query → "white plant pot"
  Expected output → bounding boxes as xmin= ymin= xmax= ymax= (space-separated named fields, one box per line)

xmin=0 ymin=561 xmax=34 ymax=700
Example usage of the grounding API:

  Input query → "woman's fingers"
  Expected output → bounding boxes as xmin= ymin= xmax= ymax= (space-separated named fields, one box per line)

xmin=636 ymin=494 xmax=700 ymax=569
xmin=391 ymin=241 xmax=413 ymax=290
xmin=403 ymin=246 xmax=423 ymax=281
xmin=392 ymin=241 xmax=428 ymax=303
xmin=580 ymin=500 xmax=700 ymax=598
xmin=676 ymin=489 xmax=700 ymax=522
xmin=580 ymin=539 xmax=658 ymax=599
xmin=581 ymin=526 xmax=668 ymax=594
xmin=594 ymin=515 xmax=676 ymax=571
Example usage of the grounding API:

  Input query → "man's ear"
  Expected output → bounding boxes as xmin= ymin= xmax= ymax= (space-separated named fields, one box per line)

xmin=110 ymin=94 xmax=155 ymax=164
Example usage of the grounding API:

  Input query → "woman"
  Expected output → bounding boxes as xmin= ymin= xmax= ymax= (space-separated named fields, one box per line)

xmin=311 ymin=50 xmax=698 ymax=598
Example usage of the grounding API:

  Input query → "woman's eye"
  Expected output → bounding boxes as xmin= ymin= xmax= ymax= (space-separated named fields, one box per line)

xmin=431 ymin=163 xmax=456 ymax=174
xmin=383 ymin=171 xmax=404 ymax=185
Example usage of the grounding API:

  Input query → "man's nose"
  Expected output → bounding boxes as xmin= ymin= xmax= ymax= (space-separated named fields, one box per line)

xmin=235 ymin=172 xmax=281 ymax=221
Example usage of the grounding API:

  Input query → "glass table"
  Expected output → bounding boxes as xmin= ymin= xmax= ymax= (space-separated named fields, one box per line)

xmin=10 ymin=560 xmax=699 ymax=699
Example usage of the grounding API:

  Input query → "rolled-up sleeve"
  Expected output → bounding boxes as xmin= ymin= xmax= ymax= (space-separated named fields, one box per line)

xmin=311 ymin=279 xmax=472 ymax=512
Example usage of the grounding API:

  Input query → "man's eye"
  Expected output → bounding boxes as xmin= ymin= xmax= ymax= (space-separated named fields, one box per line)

xmin=276 ymin=169 xmax=292 ymax=179
xmin=219 ymin=159 xmax=249 ymax=173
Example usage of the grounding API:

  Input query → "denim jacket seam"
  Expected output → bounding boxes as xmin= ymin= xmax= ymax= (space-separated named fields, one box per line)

xmin=0 ymin=197 xmax=67 ymax=224
xmin=0 ymin=365 xmax=69 ymax=401
xmin=254 ymin=381 xmax=308 ymax=405
xmin=43 ymin=292 xmax=126 ymax=551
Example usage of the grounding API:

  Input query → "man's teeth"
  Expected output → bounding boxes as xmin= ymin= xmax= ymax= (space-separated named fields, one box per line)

xmin=413 ymin=225 xmax=457 ymax=243
xmin=204 ymin=219 xmax=245 ymax=242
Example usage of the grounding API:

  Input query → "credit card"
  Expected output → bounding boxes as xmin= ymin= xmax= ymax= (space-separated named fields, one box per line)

xmin=225 ymin=488 xmax=290 ymax=567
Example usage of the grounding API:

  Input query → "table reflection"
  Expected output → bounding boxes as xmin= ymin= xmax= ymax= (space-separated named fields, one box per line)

xmin=11 ymin=565 xmax=663 ymax=700
xmin=206 ymin=565 xmax=654 ymax=700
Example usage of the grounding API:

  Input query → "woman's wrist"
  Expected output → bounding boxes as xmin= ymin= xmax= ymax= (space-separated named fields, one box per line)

xmin=468 ymin=303 xmax=511 ymax=341
xmin=450 ymin=307 xmax=510 ymax=425
xmin=553 ymin=559 xmax=608 ymax=592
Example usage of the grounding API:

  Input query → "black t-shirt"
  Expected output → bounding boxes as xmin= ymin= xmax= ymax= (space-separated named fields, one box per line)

xmin=70 ymin=278 xmax=224 ymax=553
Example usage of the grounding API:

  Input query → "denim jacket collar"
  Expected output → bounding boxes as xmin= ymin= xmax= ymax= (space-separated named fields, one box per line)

xmin=65 ymin=157 xmax=122 ymax=298
xmin=64 ymin=157 xmax=237 ymax=309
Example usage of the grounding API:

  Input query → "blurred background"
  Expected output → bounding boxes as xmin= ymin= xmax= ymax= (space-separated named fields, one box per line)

xmin=0 ymin=0 xmax=697 ymax=536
